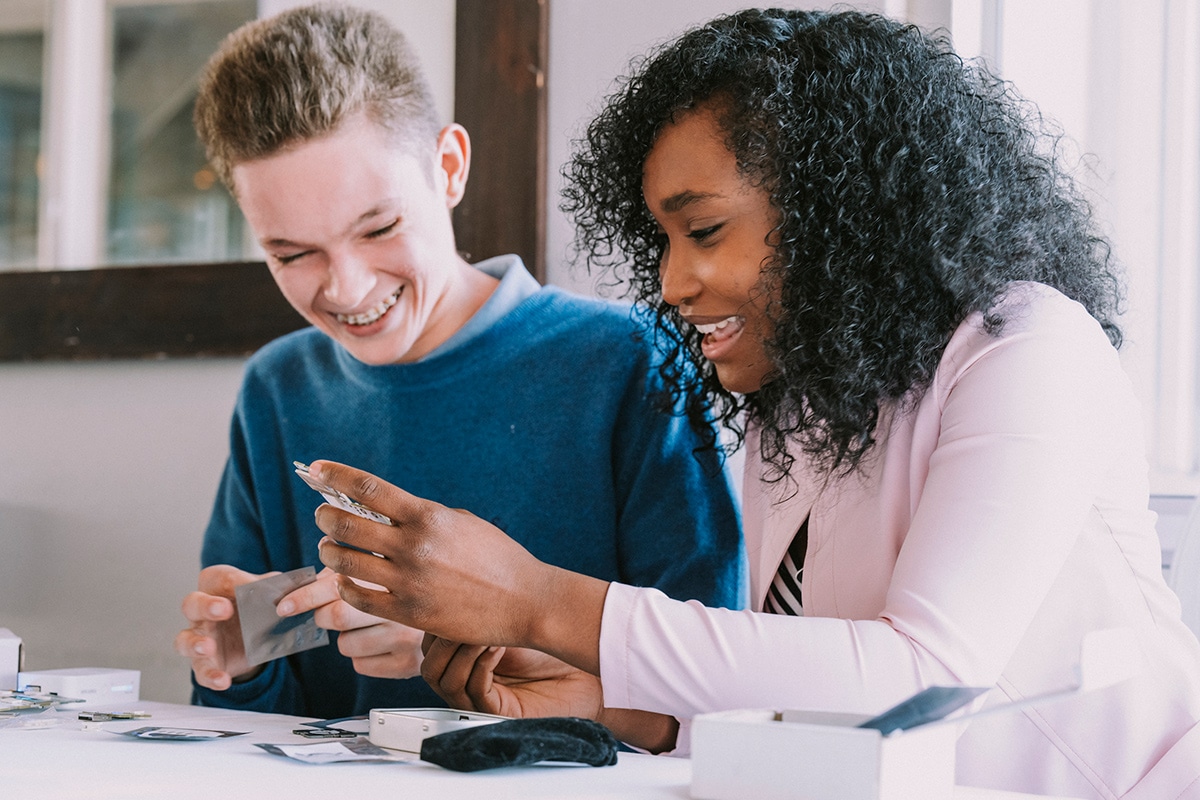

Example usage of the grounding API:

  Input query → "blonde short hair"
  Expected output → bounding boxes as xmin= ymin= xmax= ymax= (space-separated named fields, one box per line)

xmin=194 ymin=2 xmax=440 ymax=190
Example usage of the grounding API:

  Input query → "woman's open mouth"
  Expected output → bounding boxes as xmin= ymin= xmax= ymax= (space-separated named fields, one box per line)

xmin=694 ymin=315 xmax=746 ymax=361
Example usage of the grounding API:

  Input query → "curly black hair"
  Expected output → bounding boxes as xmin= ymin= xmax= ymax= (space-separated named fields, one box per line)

xmin=562 ymin=8 xmax=1123 ymax=480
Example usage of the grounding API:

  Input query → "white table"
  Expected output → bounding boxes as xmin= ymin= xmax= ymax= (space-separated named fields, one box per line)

xmin=1 ymin=701 xmax=1080 ymax=799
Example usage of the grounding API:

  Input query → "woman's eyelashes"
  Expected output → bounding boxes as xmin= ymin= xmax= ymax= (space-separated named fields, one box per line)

xmin=650 ymin=221 xmax=723 ymax=251
xmin=687 ymin=223 xmax=723 ymax=243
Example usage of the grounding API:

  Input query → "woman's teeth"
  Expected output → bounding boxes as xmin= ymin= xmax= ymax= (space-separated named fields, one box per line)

xmin=336 ymin=287 xmax=402 ymax=326
xmin=694 ymin=316 xmax=741 ymax=336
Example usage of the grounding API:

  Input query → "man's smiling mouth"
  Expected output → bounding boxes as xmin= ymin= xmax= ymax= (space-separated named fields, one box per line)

xmin=336 ymin=286 xmax=403 ymax=326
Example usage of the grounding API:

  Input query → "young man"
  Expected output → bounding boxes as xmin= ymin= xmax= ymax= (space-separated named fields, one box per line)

xmin=172 ymin=4 xmax=744 ymax=719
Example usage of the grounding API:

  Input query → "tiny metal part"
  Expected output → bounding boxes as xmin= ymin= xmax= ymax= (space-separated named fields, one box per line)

xmin=293 ymin=727 xmax=359 ymax=738
xmin=78 ymin=711 xmax=152 ymax=721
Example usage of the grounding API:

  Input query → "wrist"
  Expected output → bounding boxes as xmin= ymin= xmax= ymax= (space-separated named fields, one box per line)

xmin=230 ymin=664 xmax=265 ymax=684
xmin=597 ymin=707 xmax=680 ymax=754
xmin=522 ymin=566 xmax=609 ymax=676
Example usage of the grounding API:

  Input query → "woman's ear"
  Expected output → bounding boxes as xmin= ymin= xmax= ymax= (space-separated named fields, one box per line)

xmin=435 ymin=123 xmax=471 ymax=209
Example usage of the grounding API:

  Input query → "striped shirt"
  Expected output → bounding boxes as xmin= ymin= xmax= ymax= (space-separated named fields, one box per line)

xmin=763 ymin=516 xmax=808 ymax=616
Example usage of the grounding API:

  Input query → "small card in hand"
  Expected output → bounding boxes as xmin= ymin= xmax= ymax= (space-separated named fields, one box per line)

xmin=236 ymin=567 xmax=329 ymax=667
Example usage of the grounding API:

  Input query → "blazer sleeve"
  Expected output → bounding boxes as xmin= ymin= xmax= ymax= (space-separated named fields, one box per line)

xmin=599 ymin=290 xmax=1126 ymax=727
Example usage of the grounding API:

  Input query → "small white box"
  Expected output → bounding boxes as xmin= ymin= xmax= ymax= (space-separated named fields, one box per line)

xmin=17 ymin=667 xmax=140 ymax=706
xmin=690 ymin=708 xmax=956 ymax=800
xmin=368 ymin=707 xmax=508 ymax=753
xmin=0 ymin=629 xmax=22 ymax=690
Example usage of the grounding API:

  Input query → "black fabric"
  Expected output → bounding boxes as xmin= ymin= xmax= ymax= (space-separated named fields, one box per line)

xmin=419 ymin=717 xmax=620 ymax=772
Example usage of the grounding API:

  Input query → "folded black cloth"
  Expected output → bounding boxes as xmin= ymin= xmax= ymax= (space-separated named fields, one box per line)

xmin=419 ymin=716 xmax=620 ymax=772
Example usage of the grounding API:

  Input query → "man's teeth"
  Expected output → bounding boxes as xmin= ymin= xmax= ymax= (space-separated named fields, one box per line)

xmin=694 ymin=317 xmax=739 ymax=335
xmin=336 ymin=287 xmax=402 ymax=326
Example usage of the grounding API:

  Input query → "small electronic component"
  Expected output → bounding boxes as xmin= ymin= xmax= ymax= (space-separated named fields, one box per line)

xmin=78 ymin=711 xmax=152 ymax=721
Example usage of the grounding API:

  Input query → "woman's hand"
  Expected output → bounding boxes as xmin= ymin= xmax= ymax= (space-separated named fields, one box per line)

xmin=309 ymin=460 xmax=610 ymax=673
xmin=421 ymin=635 xmax=681 ymax=754
xmin=421 ymin=636 xmax=604 ymax=719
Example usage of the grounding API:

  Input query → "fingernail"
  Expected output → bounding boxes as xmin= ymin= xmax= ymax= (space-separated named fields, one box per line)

xmin=277 ymin=601 xmax=293 ymax=616
xmin=194 ymin=643 xmax=205 ymax=655
xmin=209 ymin=602 xmax=223 ymax=616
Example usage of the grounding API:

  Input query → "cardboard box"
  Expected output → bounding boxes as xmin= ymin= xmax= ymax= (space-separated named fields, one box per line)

xmin=690 ymin=708 xmax=956 ymax=800
xmin=689 ymin=630 xmax=1140 ymax=800
xmin=17 ymin=667 xmax=140 ymax=706
xmin=0 ymin=629 xmax=22 ymax=690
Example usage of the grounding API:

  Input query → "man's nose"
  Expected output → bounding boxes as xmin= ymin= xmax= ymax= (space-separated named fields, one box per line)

xmin=323 ymin=251 xmax=375 ymax=308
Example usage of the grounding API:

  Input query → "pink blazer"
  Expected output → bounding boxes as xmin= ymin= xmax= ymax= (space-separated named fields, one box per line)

xmin=599 ymin=283 xmax=1200 ymax=798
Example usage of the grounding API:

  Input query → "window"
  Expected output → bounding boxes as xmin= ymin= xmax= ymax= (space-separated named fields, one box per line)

xmin=0 ymin=4 xmax=44 ymax=268
xmin=0 ymin=0 xmax=256 ymax=272
xmin=949 ymin=0 xmax=1200 ymax=497
xmin=107 ymin=1 xmax=256 ymax=265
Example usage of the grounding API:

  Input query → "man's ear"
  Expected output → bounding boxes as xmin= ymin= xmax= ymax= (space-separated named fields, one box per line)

xmin=435 ymin=124 xmax=471 ymax=209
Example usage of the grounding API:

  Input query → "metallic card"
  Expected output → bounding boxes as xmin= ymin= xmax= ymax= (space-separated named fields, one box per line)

xmin=235 ymin=567 xmax=329 ymax=667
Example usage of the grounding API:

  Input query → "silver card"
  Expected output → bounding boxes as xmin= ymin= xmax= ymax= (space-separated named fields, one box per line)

xmin=235 ymin=567 xmax=329 ymax=667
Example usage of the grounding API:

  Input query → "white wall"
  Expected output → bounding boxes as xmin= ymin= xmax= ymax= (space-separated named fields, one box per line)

xmin=543 ymin=0 xmax=887 ymax=295
xmin=0 ymin=359 xmax=245 ymax=701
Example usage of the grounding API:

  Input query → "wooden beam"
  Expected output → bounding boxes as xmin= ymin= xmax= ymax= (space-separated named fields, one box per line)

xmin=0 ymin=262 xmax=304 ymax=361
xmin=453 ymin=0 xmax=547 ymax=281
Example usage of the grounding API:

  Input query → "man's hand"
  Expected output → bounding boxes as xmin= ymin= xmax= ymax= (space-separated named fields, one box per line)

xmin=277 ymin=568 xmax=425 ymax=679
xmin=174 ymin=564 xmax=269 ymax=690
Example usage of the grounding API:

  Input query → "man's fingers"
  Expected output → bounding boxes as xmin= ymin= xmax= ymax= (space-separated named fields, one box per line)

xmin=181 ymin=591 xmax=233 ymax=624
xmin=311 ymin=598 xmax=377 ymax=631
xmin=277 ymin=571 xmax=341 ymax=617
xmin=196 ymin=564 xmax=278 ymax=596
xmin=173 ymin=627 xmax=208 ymax=659
xmin=172 ymin=627 xmax=231 ymax=690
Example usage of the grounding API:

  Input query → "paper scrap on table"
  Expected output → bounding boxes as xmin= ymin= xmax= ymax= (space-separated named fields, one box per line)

xmin=255 ymin=738 xmax=412 ymax=764
xmin=111 ymin=726 xmax=248 ymax=740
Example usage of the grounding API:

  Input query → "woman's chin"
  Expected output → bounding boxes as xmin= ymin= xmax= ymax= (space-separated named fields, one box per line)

xmin=713 ymin=362 xmax=772 ymax=395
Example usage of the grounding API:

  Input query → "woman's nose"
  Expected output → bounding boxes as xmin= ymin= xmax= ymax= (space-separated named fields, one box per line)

xmin=659 ymin=248 xmax=701 ymax=308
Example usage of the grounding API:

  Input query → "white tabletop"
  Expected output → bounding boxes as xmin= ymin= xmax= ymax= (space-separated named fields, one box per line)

xmin=1 ymin=701 xmax=1080 ymax=799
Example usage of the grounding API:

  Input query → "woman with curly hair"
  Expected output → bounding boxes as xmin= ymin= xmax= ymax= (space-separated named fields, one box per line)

xmin=311 ymin=8 xmax=1200 ymax=796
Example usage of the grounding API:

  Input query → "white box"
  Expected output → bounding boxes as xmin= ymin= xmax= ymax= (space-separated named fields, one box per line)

xmin=0 ymin=629 xmax=22 ymax=690
xmin=368 ymin=707 xmax=508 ymax=753
xmin=17 ymin=667 xmax=140 ymax=706
xmin=690 ymin=708 xmax=956 ymax=800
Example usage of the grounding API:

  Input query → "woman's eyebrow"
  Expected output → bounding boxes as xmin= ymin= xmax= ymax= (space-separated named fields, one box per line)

xmin=659 ymin=190 xmax=721 ymax=214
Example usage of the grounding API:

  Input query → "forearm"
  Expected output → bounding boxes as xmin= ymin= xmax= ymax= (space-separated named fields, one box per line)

xmin=597 ymin=707 xmax=679 ymax=754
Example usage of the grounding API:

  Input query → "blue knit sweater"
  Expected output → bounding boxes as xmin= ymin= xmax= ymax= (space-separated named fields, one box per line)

xmin=195 ymin=282 xmax=745 ymax=718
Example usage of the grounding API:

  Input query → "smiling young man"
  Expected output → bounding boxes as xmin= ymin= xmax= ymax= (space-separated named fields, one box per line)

xmin=173 ymin=4 xmax=744 ymax=720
